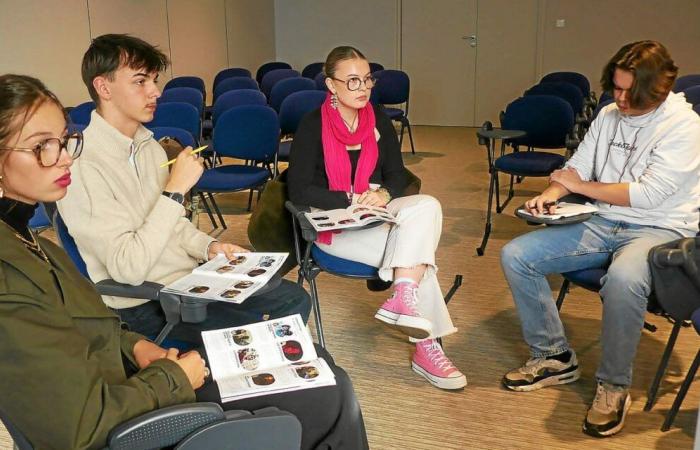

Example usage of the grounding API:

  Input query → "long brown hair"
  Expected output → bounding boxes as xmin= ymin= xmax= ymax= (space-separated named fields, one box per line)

xmin=324 ymin=46 xmax=367 ymax=79
xmin=0 ymin=74 xmax=65 ymax=149
xmin=601 ymin=40 xmax=678 ymax=109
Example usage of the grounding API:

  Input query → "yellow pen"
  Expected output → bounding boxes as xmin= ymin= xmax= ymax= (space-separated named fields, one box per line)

xmin=159 ymin=145 xmax=208 ymax=167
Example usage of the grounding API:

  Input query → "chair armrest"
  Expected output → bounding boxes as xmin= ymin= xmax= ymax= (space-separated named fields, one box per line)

xmin=95 ymin=279 xmax=163 ymax=300
xmin=106 ymin=402 xmax=225 ymax=450
xmin=285 ymin=200 xmax=317 ymax=243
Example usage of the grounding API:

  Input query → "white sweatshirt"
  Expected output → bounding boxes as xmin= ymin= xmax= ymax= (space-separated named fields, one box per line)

xmin=58 ymin=111 xmax=214 ymax=309
xmin=565 ymin=91 xmax=700 ymax=237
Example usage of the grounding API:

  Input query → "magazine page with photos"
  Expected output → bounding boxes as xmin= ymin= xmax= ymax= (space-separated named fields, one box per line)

xmin=305 ymin=204 xmax=397 ymax=232
xmin=202 ymin=315 xmax=336 ymax=401
xmin=160 ymin=253 xmax=288 ymax=303
xmin=517 ymin=202 xmax=598 ymax=220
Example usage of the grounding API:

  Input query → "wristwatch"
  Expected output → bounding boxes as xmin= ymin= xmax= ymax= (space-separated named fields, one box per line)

xmin=162 ymin=190 xmax=185 ymax=205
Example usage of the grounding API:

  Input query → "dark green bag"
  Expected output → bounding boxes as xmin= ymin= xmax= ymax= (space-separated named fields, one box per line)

xmin=247 ymin=168 xmax=422 ymax=276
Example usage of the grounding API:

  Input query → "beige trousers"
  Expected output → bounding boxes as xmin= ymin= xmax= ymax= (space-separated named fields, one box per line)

xmin=316 ymin=194 xmax=457 ymax=338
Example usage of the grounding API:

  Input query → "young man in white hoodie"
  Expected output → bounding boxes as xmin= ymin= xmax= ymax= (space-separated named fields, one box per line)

xmin=500 ymin=41 xmax=700 ymax=437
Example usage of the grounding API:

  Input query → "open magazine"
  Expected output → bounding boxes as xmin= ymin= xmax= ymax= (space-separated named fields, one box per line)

xmin=517 ymin=202 xmax=598 ymax=220
xmin=160 ymin=253 xmax=287 ymax=304
xmin=305 ymin=204 xmax=397 ymax=232
xmin=202 ymin=314 xmax=336 ymax=402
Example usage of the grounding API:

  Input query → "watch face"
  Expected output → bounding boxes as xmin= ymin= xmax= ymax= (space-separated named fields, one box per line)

xmin=164 ymin=191 xmax=185 ymax=204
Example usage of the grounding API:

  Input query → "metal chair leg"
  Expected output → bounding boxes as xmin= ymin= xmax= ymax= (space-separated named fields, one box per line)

xmin=405 ymin=119 xmax=416 ymax=154
xmin=398 ymin=121 xmax=405 ymax=148
xmin=645 ymin=320 xmax=682 ymax=411
xmin=661 ymin=348 xmax=700 ymax=431
xmin=207 ymin=193 xmax=227 ymax=229
xmin=556 ymin=279 xmax=570 ymax=311
xmin=437 ymin=275 xmax=463 ymax=346
xmin=308 ymin=277 xmax=325 ymax=348
xmin=198 ymin=192 xmax=218 ymax=229
xmin=477 ymin=171 xmax=496 ymax=256
xmin=247 ymin=189 xmax=254 ymax=211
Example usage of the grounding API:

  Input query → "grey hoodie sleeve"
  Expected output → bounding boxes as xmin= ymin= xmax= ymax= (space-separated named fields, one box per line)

xmin=628 ymin=118 xmax=700 ymax=209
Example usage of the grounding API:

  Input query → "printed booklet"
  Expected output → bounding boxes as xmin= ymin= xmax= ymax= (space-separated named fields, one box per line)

xmin=305 ymin=204 xmax=397 ymax=231
xmin=160 ymin=253 xmax=287 ymax=304
xmin=516 ymin=202 xmax=598 ymax=220
xmin=202 ymin=314 xmax=336 ymax=402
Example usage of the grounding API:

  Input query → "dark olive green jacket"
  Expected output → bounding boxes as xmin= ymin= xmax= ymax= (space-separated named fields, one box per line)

xmin=0 ymin=223 xmax=195 ymax=450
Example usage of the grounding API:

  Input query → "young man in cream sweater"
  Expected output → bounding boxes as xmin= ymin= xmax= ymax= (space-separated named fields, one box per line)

xmin=58 ymin=34 xmax=310 ymax=344
xmin=500 ymin=41 xmax=700 ymax=437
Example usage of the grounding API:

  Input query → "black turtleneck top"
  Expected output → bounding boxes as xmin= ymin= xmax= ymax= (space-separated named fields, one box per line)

xmin=0 ymin=197 xmax=38 ymax=241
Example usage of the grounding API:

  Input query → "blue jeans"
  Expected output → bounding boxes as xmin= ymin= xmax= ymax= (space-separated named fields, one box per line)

xmin=116 ymin=279 xmax=311 ymax=345
xmin=500 ymin=215 xmax=681 ymax=387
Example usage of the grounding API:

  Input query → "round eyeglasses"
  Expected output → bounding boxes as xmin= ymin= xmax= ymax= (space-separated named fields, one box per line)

xmin=0 ymin=132 xmax=83 ymax=167
xmin=331 ymin=75 xmax=377 ymax=91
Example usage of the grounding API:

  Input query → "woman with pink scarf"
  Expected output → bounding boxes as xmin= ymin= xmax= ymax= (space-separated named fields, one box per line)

xmin=288 ymin=46 xmax=465 ymax=390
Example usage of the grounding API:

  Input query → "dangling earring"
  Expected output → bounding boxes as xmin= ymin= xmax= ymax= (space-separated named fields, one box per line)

xmin=331 ymin=93 xmax=338 ymax=110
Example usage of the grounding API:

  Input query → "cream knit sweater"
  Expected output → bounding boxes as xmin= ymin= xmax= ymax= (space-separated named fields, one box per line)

xmin=58 ymin=111 xmax=214 ymax=309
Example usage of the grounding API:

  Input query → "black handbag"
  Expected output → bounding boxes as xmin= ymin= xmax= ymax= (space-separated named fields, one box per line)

xmin=649 ymin=236 xmax=700 ymax=322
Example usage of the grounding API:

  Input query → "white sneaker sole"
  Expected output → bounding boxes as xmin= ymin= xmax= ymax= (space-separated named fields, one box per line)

xmin=375 ymin=310 xmax=432 ymax=339
xmin=506 ymin=367 xmax=581 ymax=392
xmin=583 ymin=394 xmax=632 ymax=438
xmin=412 ymin=361 xmax=467 ymax=390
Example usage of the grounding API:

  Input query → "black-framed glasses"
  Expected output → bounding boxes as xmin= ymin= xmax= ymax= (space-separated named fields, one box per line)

xmin=0 ymin=132 xmax=83 ymax=167
xmin=331 ymin=75 xmax=377 ymax=91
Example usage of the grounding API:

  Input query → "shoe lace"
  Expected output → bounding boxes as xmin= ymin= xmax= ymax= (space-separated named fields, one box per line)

xmin=592 ymin=382 xmax=621 ymax=412
xmin=422 ymin=341 xmax=455 ymax=371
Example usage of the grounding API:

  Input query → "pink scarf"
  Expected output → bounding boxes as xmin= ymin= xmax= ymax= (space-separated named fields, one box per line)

xmin=318 ymin=92 xmax=379 ymax=244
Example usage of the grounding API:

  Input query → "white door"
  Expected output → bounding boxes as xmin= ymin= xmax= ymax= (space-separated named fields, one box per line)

xmin=400 ymin=0 xmax=478 ymax=126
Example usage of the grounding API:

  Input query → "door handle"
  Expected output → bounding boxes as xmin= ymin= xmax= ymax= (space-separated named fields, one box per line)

xmin=461 ymin=35 xmax=477 ymax=47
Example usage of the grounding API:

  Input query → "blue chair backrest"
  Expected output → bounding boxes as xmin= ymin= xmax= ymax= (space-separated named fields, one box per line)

xmin=673 ymin=74 xmax=700 ymax=93
xmin=150 ymin=126 xmax=197 ymax=148
xmin=68 ymin=101 xmax=95 ymax=125
xmin=256 ymin=61 xmax=292 ymax=85
xmin=212 ymin=89 xmax=267 ymax=126
xmin=54 ymin=211 xmax=89 ymax=278
xmin=213 ymin=105 xmax=279 ymax=161
xmin=373 ymin=70 xmax=410 ymax=105
xmin=147 ymin=102 xmax=201 ymax=144
xmin=694 ymin=104 xmax=700 ymax=117
xmin=29 ymin=203 xmax=51 ymax=231
xmin=67 ymin=123 xmax=86 ymax=134
xmin=682 ymin=85 xmax=700 ymax=106
xmin=501 ymin=95 xmax=574 ymax=149
xmin=279 ymin=90 xmax=327 ymax=135
xmin=302 ymin=62 xmax=324 ymax=79
xmin=213 ymin=67 xmax=252 ymax=91
xmin=270 ymin=77 xmax=316 ymax=112
xmin=164 ymin=76 xmax=206 ymax=102
xmin=159 ymin=87 xmax=204 ymax=117
xmin=261 ymin=69 xmax=300 ymax=100
xmin=525 ymin=81 xmax=584 ymax=115
xmin=369 ymin=62 xmax=385 ymax=73
xmin=599 ymin=91 xmax=613 ymax=104
xmin=541 ymin=71 xmax=591 ymax=97
xmin=213 ymin=77 xmax=259 ymax=102
xmin=591 ymin=98 xmax=614 ymax=121
xmin=314 ymin=72 xmax=328 ymax=91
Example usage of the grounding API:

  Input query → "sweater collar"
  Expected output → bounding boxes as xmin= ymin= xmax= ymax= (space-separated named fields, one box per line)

xmin=0 ymin=197 xmax=37 ymax=241
xmin=89 ymin=110 xmax=154 ymax=153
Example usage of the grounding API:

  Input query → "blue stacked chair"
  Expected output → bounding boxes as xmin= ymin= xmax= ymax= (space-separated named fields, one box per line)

xmin=213 ymin=77 xmax=259 ymax=104
xmin=475 ymin=95 xmax=577 ymax=255
xmin=541 ymin=71 xmax=594 ymax=111
xmin=276 ymin=90 xmax=327 ymax=172
xmin=28 ymin=203 xmax=52 ymax=233
xmin=369 ymin=62 xmax=385 ymax=73
xmin=673 ymin=74 xmax=700 ymax=92
xmin=147 ymin=102 xmax=201 ymax=145
xmin=591 ymin=98 xmax=614 ymax=121
xmin=261 ymin=69 xmax=300 ymax=100
xmin=164 ymin=76 xmax=206 ymax=105
xmin=159 ymin=87 xmax=204 ymax=118
xmin=269 ymin=77 xmax=316 ymax=112
xmin=301 ymin=62 xmax=324 ymax=80
xmin=150 ymin=126 xmax=196 ymax=148
xmin=213 ymin=67 xmax=252 ymax=92
xmin=212 ymin=89 xmax=267 ymax=127
xmin=314 ymin=72 xmax=328 ymax=91
xmin=68 ymin=101 xmax=95 ymax=126
xmin=694 ymin=104 xmax=700 ymax=116
xmin=525 ymin=81 xmax=587 ymax=133
xmin=372 ymin=69 xmax=415 ymax=154
xmin=682 ymin=85 xmax=700 ymax=107
xmin=194 ymin=105 xmax=279 ymax=227
xmin=256 ymin=61 xmax=292 ymax=85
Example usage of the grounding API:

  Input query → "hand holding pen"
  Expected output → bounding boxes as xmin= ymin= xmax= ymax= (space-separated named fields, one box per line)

xmin=163 ymin=145 xmax=206 ymax=194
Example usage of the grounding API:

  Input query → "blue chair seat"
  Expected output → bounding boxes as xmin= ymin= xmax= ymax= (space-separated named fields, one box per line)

xmin=692 ymin=308 xmax=700 ymax=334
xmin=29 ymin=204 xmax=51 ymax=231
xmin=311 ymin=245 xmax=378 ymax=277
xmin=278 ymin=140 xmax=292 ymax=161
xmin=383 ymin=107 xmax=404 ymax=119
xmin=562 ymin=268 xmax=606 ymax=292
xmin=494 ymin=151 xmax=566 ymax=176
xmin=196 ymin=165 xmax=269 ymax=192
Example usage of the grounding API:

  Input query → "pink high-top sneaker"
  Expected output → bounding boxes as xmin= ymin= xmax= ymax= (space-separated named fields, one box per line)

xmin=412 ymin=339 xmax=467 ymax=390
xmin=374 ymin=281 xmax=432 ymax=339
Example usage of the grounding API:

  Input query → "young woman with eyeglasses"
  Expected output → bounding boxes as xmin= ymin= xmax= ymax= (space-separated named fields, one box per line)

xmin=287 ymin=46 xmax=466 ymax=390
xmin=0 ymin=74 xmax=368 ymax=450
